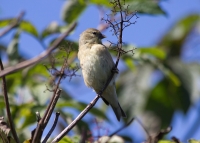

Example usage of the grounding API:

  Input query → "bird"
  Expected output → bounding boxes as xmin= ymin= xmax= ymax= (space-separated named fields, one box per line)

xmin=78 ymin=28 xmax=126 ymax=121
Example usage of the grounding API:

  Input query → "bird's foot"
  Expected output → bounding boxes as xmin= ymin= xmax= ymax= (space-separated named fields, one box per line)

xmin=112 ymin=67 xmax=119 ymax=74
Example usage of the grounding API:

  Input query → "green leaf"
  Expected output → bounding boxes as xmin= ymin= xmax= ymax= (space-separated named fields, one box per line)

xmin=7 ymin=30 xmax=21 ymax=63
xmin=89 ymin=0 xmax=111 ymax=7
xmin=41 ymin=21 xmax=59 ymax=39
xmin=0 ymin=19 xmax=13 ymax=27
xmin=59 ymin=136 xmax=80 ymax=143
xmin=137 ymin=47 xmax=166 ymax=60
xmin=25 ymin=64 xmax=49 ymax=85
xmin=19 ymin=20 xmax=38 ymax=37
xmin=0 ymin=19 xmax=38 ymax=37
xmin=125 ymin=0 xmax=166 ymax=15
xmin=166 ymin=59 xmax=200 ymax=104
xmin=145 ymin=77 xmax=190 ymax=127
xmin=12 ymin=103 xmax=45 ymax=129
xmin=62 ymin=0 xmax=87 ymax=24
xmin=188 ymin=139 xmax=200 ymax=143
xmin=157 ymin=64 xmax=181 ymax=86
xmin=41 ymin=22 xmax=75 ymax=39
xmin=0 ymin=96 xmax=5 ymax=109
xmin=158 ymin=140 xmax=175 ymax=143
xmin=123 ymin=56 xmax=135 ymax=71
xmin=6 ymin=72 xmax=23 ymax=94
xmin=59 ymin=136 xmax=73 ymax=143
xmin=23 ymin=139 xmax=31 ymax=143
xmin=160 ymin=15 xmax=200 ymax=57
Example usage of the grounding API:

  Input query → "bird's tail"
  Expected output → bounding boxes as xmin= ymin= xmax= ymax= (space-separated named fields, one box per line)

xmin=102 ymin=85 xmax=126 ymax=121
xmin=111 ymin=102 xmax=126 ymax=121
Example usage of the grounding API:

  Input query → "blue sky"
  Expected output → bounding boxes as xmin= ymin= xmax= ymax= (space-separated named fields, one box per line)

xmin=1 ymin=0 xmax=200 ymax=142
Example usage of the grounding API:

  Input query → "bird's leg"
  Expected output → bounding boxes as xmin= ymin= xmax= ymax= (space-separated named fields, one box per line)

xmin=111 ymin=67 xmax=119 ymax=74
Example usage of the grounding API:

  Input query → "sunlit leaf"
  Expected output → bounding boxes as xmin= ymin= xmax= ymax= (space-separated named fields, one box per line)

xmin=89 ymin=0 xmax=111 ymax=7
xmin=188 ymin=139 xmax=200 ymax=143
xmin=0 ymin=96 xmax=5 ymax=109
xmin=123 ymin=56 xmax=135 ymax=71
xmin=59 ymin=136 xmax=80 ymax=143
xmin=167 ymin=59 xmax=200 ymax=103
xmin=62 ymin=0 xmax=86 ymax=23
xmin=157 ymin=63 xmax=181 ymax=86
xmin=125 ymin=0 xmax=166 ymax=15
xmin=19 ymin=21 xmax=38 ymax=37
xmin=11 ymin=103 xmax=45 ymax=129
xmin=0 ymin=19 xmax=12 ymax=27
xmin=137 ymin=47 xmax=166 ymax=60
xmin=23 ymin=139 xmax=31 ymax=143
xmin=160 ymin=15 xmax=200 ymax=57
xmin=0 ymin=19 xmax=38 ymax=37
xmin=41 ymin=22 xmax=74 ymax=39
xmin=158 ymin=140 xmax=175 ymax=143
xmin=25 ymin=64 xmax=49 ymax=85
xmin=41 ymin=21 xmax=59 ymax=38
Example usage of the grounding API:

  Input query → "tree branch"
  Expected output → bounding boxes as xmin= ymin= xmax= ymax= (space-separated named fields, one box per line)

xmin=0 ymin=22 xmax=77 ymax=78
xmin=42 ymin=112 xmax=60 ymax=143
xmin=0 ymin=58 xmax=20 ymax=143
xmin=0 ymin=11 xmax=25 ymax=37
xmin=51 ymin=95 xmax=100 ymax=143
xmin=32 ymin=89 xmax=62 ymax=143
xmin=32 ymin=52 xmax=72 ymax=142
xmin=109 ymin=117 xmax=134 ymax=137
xmin=105 ymin=117 xmax=134 ymax=143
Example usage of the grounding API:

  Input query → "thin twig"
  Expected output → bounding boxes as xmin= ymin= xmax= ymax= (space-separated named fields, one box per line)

xmin=171 ymin=136 xmax=181 ymax=143
xmin=32 ymin=89 xmax=62 ymax=143
xmin=42 ymin=112 xmax=60 ymax=143
xmin=144 ymin=127 xmax=172 ymax=143
xmin=0 ymin=58 xmax=20 ymax=143
xmin=110 ymin=117 xmax=134 ymax=137
xmin=43 ymin=58 xmax=69 ymax=126
xmin=135 ymin=117 xmax=150 ymax=138
xmin=0 ymin=11 xmax=25 ymax=37
xmin=51 ymin=95 xmax=100 ymax=143
xmin=32 ymin=57 xmax=69 ymax=142
xmin=0 ymin=22 xmax=77 ymax=78
xmin=105 ymin=117 xmax=134 ymax=143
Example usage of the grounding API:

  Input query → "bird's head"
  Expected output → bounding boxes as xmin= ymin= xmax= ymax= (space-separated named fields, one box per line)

xmin=79 ymin=28 xmax=106 ymax=45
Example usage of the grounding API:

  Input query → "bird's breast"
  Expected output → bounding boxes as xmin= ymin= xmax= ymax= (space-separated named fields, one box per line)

xmin=80 ymin=47 xmax=112 ymax=91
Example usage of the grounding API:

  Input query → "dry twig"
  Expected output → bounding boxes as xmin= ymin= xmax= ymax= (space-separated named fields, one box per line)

xmin=42 ymin=112 xmax=60 ymax=143
xmin=0 ymin=58 xmax=20 ymax=143
xmin=0 ymin=11 xmax=25 ymax=37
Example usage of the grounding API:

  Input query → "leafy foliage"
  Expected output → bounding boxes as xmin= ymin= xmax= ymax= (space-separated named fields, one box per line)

xmin=0 ymin=0 xmax=200 ymax=142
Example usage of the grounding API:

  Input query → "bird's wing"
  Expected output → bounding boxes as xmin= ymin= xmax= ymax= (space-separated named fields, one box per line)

xmin=90 ymin=44 xmax=116 ymax=84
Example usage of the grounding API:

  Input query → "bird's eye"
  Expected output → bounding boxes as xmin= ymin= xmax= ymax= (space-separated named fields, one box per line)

xmin=93 ymin=32 xmax=97 ymax=35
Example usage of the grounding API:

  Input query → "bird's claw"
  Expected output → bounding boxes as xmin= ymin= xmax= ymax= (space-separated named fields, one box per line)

xmin=112 ymin=67 xmax=119 ymax=74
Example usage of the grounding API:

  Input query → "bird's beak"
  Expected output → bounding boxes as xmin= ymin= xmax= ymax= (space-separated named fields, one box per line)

xmin=100 ymin=34 xmax=106 ymax=39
